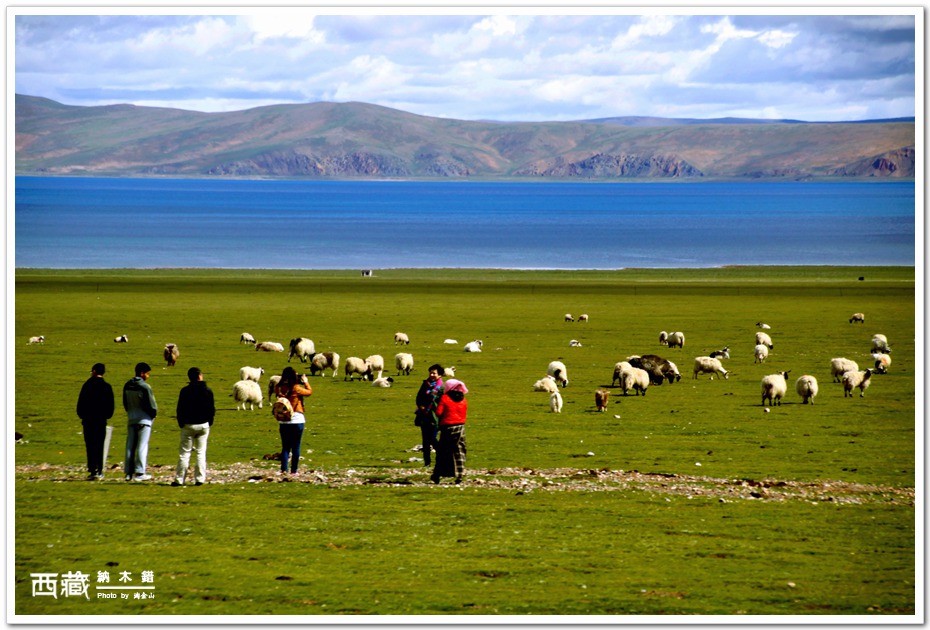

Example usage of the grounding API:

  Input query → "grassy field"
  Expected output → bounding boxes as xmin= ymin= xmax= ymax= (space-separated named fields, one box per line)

xmin=12 ymin=267 xmax=917 ymax=618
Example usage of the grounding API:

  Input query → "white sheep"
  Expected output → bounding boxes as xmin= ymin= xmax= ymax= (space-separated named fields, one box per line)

xmin=240 ymin=332 xmax=256 ymax=345
xmin=709 ymin=346 xmax=730 ymax=360
xmin=569 ymin=339 xmax=583 ymax=347
xmin=232 ymin=379 xmax=263 ymax=411
xmin=394 ymin=352 xmax=414 ymax=376
xmin=28 ymin=335 xmax=45 ymax=344
xmin=164 ymin=343 xmax=179 ymax=367
xmin=849 ymin=312 xmax=865 ymax=324
xmin=578 ymin=314 xmax=589 ymax=322
xmin=564 ymin=313 xmax=574 ymax=322
xmin=533 ymin=375 xmax=559 ymax=393
xmin=372 ymin=376 xmax=394 ymax=388
xmin=756 ymin=322 xmax=771 ymax=329
xmin=693 ymin=356 xmax=729 ymax=380
xmin=665 ymin=360 xmax=681 ymax=383
xmin=310 ymin=352 xmax=340 ymax=378
xmin=754 ymin=344 xmax=769 ymax=364
xmin=344 ymin=357 xmax=372 ymax=381
xmin=843 ymin=369 xmax=874 ymax=398
xmin=666 ymin=331 xmax=685 ymax=349
xmin=394 ymin=332 xmax=410 ymax=345
xmin=658 ymin=331 xmax=668 ymax=346
xmin=256 ymin=341 xmax=284 ymax=352
xmin=463 ymin=340 xmax=483 ymax=353
xmin=114 ymin=334 xmax=128 ymax=343
xmin=443 ymin=339 xmax=458 ymax=345
xmin=595 ymin=388 xmax=609 ymax=412
xmin=239 ymin=366 xmax=264 ymax=382
xmin=288 ymin=337 xmax=315 ymax=362
xmin=872 ymin=353 xmax=892 ymax=374
xmin=795 ymin=375 xmax=819 ymax=405
xmin=761 ymin=371 xmax=790 ymax=406
xmin=549 ymin=391 xmax=563 ymax=413
xmin=830 ymin=358 xmax=859 ymax=382
xmin=547 ymin=361 xmax=569 ymax=387
xmin=620 ymin=366 xmax=650 ymax=396
xmin=365 ymin=354 xmax=385 ymax=380
xmin=870 ymin=334 xmax=891 ymax=354
xmin=443 ymin=366 xmax=457 ymax=378
xmin=755 ymin=332 xmax=773 ymax=349
xmin=612 ymin=361 xmax=633 ymax=386
xmin=267 ymin=375 xmax=281 ymax=401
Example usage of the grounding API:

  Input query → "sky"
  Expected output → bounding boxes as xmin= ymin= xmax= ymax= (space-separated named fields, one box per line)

xmin=11 ymin=8 xmax=920 ymax=123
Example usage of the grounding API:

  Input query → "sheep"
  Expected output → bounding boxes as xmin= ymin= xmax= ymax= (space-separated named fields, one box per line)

xmin=709 ymin=346 xmax=730 ymax=360
xmin=693 ymin=356 xmax=730 ymax=380
xmin=761 ymin=371 xmax=790 ymax=406
xmin=870 ymin=334 xmax=891 ymax=354
xmin=564 ymin=313 xmax=574 ymax=322
xmin=443 ymin=339 xmax=458 ymax=345
xmin=267 ymin=375 xmax=281 ymax=401
xmin=287 ymin=337 xmax=315 ymax=362
xmin=754 ymin=344 xmax=769 ymax=364
xmin=256 ymin=341 xmax=284 ymax=352
xmin=365 ymin=354 xmax=385 ymax=380
xmin=394 ymin=332 xmax=410 ymax=345
xmin=547 ymin=361 xmax=569 ymax=387
xmin=239 ymin=366 xmax=264 ymax=382
xmin=830 ymin=358 xmax=859 ymax=382
xmin=664 ymin=360 xmax=681 ymax=384
xmin=443 ymin=366 xmax=456 ymax=378
xmin=533 ymin=375 xmax=559 ymax=393
xmin=28 ymin=335 xmax=45 ymax=344
xmin=549 ymin=391 xmax=563 ymax=413
xmin=164 ymin=343 xmax=179 ymax=367
xmin=578 ymin=314 xmax=589 ymax=322
xmin=755 ymin=332 xmax=773 ymax=349
xmin=620 ymin=367 xmax=650 ymax=396
xmin=795 ymin=375 xmax=819 ymax=405
xmin=595 ymin=388 xmax=610 ymax=412
xmin=872 ymin=353 xmax=892 ymax=374
xmin=569 ymin=339 xmax=583 ymax=347
xmin=309 ymin=352 xmax=340 ymax=378
xmin=843 ymin=369 xmax=874 ymax=398
xmin=658 ymin=331 xmax=668 ymax=346
xmin=756 ymin=322 xmax=771 ymax=329
xmin=666 ymin=331 xmax=685 ymax=349
xmin=849 ymin=312 xmax=865 ymax=324
xmin=240 ymin=332 xmax=256 ymax=344
xmin=463 ymin=340 xmax=483 ymax=353
xmin=344 ymin=357 xmax=372 ymax=381
xmin=628 ymin=355 xmax=679 ymax=385
xmin=612 ymin=361 xmax=633 ymax=386
xmin=114 ymin=334 xmax=128 ymax=343
xmin=232 ymin=379 xmax=263 ymax=411
xmin=394 ymin=352 xmax=414 ymax=376
xmin=372 ymin=376 xmax=394 ymax=388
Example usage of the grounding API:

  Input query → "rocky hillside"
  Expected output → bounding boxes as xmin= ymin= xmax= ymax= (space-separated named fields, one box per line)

xmin=15 ymin=95 xmax=915 ymax=180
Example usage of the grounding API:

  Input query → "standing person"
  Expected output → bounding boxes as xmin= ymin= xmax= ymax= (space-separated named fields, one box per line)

xmin=414 ymin=364 xmax=444 ymax=467
xmin=274 ymin=366 xmax=313 ymax=476
xmin=76 ymin=362 xmax=114 ymax=480
xmin=431 ymin=378 xmax=468 ymax=485
xmin=123 ymin=362 xmax=157 ymax=481
xmin=172 ymin=367 xmax=215 ymax=486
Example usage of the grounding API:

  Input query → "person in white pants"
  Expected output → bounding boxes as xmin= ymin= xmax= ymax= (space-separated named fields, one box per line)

xmin=173 ymin=367 xmax=215 ymax=486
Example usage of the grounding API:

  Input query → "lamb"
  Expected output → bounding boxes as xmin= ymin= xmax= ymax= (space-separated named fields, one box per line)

xmin=463 ymin=340 xmax=483 ymax=353
xmin=756 ymin=322 xmax=771 ymax=329
xmin=395 ymin=352 xmax=414 ymax=376
xmin=533 ymin=375 xmax=559 ymax=393
xmin=266 ymin=375 xmax=282 ymax=401
xmin=872 ymin=353 xmax=891 ymax=374
xmin=564 ymin=313 xmax=574 ymax=322
xmin=578 ymin=314 xmax=589 ymax=322
xmin=830 ymin=358 xmax=859 ymax=382
xmin=365 ymin=354 xmax=385 ymax=380
xmin=164 ymin=343 xmax=179 ymax=367
xmin=394 ymin=332 xmax=410 ymax=345
xmin=755 ymin=332 xmax=773 ymax=349
xmin=310 ymin=352 xmax=340 ymax=378
xmin=549 ymin=391 xmax=563 ymax=413
xmin=658 ymin=331 xmax=668 ymax=346
xmin=595 ymin=388 xmax=610 ymax=412
xmin=754 ymin=344 xmax=769 ymax=364
xmin=28 ymin=335 xmax=45 ymax=344
xmin=372 ymin=376 xmax=394 ymax=388
xmin=709 ymin=346 xmax=730 ymax=360
xmin=240 ymin=332 xmax=256 ymax=345
xmin=693 ymin=356 xmax=730 ymax=380
xmin=443 ymin=339 xmax=458 ymax=345
xmin=612 ymin=361 xmax=633 ymax=386
xmin=795 ymin=375 xmax=819 ymax=405
xmin=344 ymin=357 xmax=372 ymax=381
xmin=569 ymin=339 xmax=583 ymax=347
xmin=666 ymin=331 xmax=685 ymax=349
xmin=443 ymin=366 xmax=456 ymax=378
xmin=843 ymin=369 xmax=874 ymax=398
xmin=239 ymin=366 xmax=264 ymax=382
xmin=547 ymin=361 xmax=569 ymax=387
xmin=761 ymin=371 xmax=790 ymax=406
xmin=870 ymin=334 xmax=891 ymax=354
xmin=628 ymin=354 xmax=680 ymax=385
xmin=620 ymin=366 xmax=650 ymax=396
xmin=849 ymin=312 xmax=865 ymax=324
xmin=664 ymin=361 xmax=681 ymax=384
xmin=114 ymin=334 xmax=128 ymax=343
xmin=287 ymin=337 xmax=315 ymax=362
xmin=232 ymin=379 xmax=263 ymax=411
xmin=256 ymin=341 xmax=284 ymax=352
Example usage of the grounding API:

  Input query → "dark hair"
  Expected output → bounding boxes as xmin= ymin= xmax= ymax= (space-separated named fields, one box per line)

xmin=92 ymin=363 xmax=106 ymax=376
xmin=134 ymin=362 xmax=151 ymax=375
xmin=428 ymin=363 xmax=444 ymax=374
xmin=187 ymin=367 xmax=202 ymax=382
xmin=280 ymin=366 xmax=298 ymax=386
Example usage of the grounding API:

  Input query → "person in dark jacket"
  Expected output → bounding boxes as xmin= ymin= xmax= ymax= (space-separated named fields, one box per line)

xmin=172 ymin=367 xmax=215 ymax=486
xmin=414 ymin=364 xmax=444 ymax=466
xmin=76 ymin=362 xmax=114 ymax=480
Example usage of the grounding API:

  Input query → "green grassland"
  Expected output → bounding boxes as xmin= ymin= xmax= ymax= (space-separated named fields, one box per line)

xmin=13 ymin=267 xmax=917 ymax=618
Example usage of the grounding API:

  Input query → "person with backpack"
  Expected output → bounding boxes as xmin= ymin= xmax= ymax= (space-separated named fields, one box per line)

xmin=430 ymin=378 xmax=469 ymax=485
xmin=274 ymin=366 xmax=313 ymax=476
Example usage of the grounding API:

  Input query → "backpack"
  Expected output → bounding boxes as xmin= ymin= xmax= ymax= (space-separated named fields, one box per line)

xmin=272 ymin=397 xmax=294 ymax=422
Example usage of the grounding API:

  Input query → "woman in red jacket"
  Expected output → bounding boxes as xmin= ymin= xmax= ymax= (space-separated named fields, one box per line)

xmin=430 ymin=379 xmax=468 ymax=485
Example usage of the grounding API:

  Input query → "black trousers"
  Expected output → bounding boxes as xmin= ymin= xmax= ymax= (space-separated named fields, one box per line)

xmin=419 ymin=423 xmax=438 ymax=466
xmin=82 ymin=422 xmax=107 ymax=474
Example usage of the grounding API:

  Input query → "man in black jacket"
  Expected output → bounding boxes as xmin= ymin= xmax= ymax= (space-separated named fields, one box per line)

xmin=172 ymin=367 xmax=215 ymax=486
xmin=76 ymin=363 xmax=115 ymax=480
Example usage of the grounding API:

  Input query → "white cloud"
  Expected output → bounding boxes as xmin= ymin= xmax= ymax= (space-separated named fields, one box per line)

xmin=243 ymin=14 xmax=324 ymax=44
xmin=757 ymin=29 xmax=797 ymax=49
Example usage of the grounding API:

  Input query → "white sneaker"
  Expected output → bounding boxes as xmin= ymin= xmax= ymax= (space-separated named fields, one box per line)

xmin=133 ymin=474 xmax=152 ymax=481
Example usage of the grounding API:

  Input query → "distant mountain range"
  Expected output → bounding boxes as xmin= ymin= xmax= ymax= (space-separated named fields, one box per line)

xmin=15 ymin=94 xmax=915 ymax=180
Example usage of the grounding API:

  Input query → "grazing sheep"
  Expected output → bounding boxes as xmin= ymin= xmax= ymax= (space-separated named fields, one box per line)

xmin=240 ymin=332 xmax=256 ymax=345
xmin=443 ymin=366 xmax=456 ymax=378
xmin=256 ymin=341 xmax=284 ymax=352
xmin=164 ymin=343 xmax=179 ymax=367
xmin=693 ymin=356 xmax=730 ymax=380
xmin=830 ymin=358 xmax=859 ymax=382
xmin=658 ymin=331 xmax=668 ymax=346
xmin=664 ymin=360 xmax=681 ymax=384
xmin=564 ymin=313 xmax=574 ymax=322
xmin=267 ymin=375 xmax=281 ymax=401
xmin=578 ymin=314 xmax=589 ymax=322
xmin=595 ymin=388 xmax=610 ymax=412
xmin=755 ymin=332 xmax=773 ymax=349
xmin=443 ymin=339 xmax=458 ymax=345
xmin=239 ymin=366 xmax=264 ymax=382
xmin=365 ymin=354 xmax=385 ymax=380
xmin=394 ymin=352 xmax=414 ymax=376
xmin=232 ymin=379 xmax=263 ymax=411
xmin=533 ymin=375 xmax=559 ymax=393
xmin=28 ymin=335 xmax=45 ymax=344
xmin=288 ymin=337 xmax=316 ymax=362
xmin=344 ymin=357 xmax=372 ymax=381
xmin=849 ymin=312 xmax=865 ymax=324
xmin=870 ymin=334 xmax=891 ymax=354
xmin=547 ymin=361 xmax=569 ymax=387
xmin=795 ymin=375 xmax=819 ymax=405
xmin=872 ymin=353 xmax=892 ymax=374
xmin=709 ymin=346 xmax=730 ymax=360
xmin=569 ymin=339 xmax=583 ymax=347
xmin=754 ymin=344 xmax=769 ymax=364
xmin=756 ymin=322 xmax=771 ymax=329
xmin=620 ymin=367 xmax=650 ymax=396
xmin=761 ymin=371 xmax=790 ymax=406
xmin=114 ymin=334 xmax=128 ymax=343
xmin=394 ymin=332 xmax=410 ymax=345
xmin=310 ymin=352 xmax=340 ymax=378
xmin=463 ymin=340 xmax=483 ymax=353
xmin=372 ymin=376 xmax=394 ymax=388
xmin=843 ymin=369 xmax=874 ymax=398
xmin=666 ymin=331 xmax=685 ymax=349
xmin=612 ymin=361 xmax=633 ymax=386
xmin=628 ymin=355 xmax=680 ymax=385
xmin=549 ymin=391 xmax=563 ymax=413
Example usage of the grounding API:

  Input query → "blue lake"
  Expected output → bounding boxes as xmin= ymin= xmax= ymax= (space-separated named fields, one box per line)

xmin=14 ymin=177 xmax=916 ymax=269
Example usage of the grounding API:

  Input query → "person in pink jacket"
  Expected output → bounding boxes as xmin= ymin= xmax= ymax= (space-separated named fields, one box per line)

xmin=430 ymin=379 xmax=468 ymax=485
